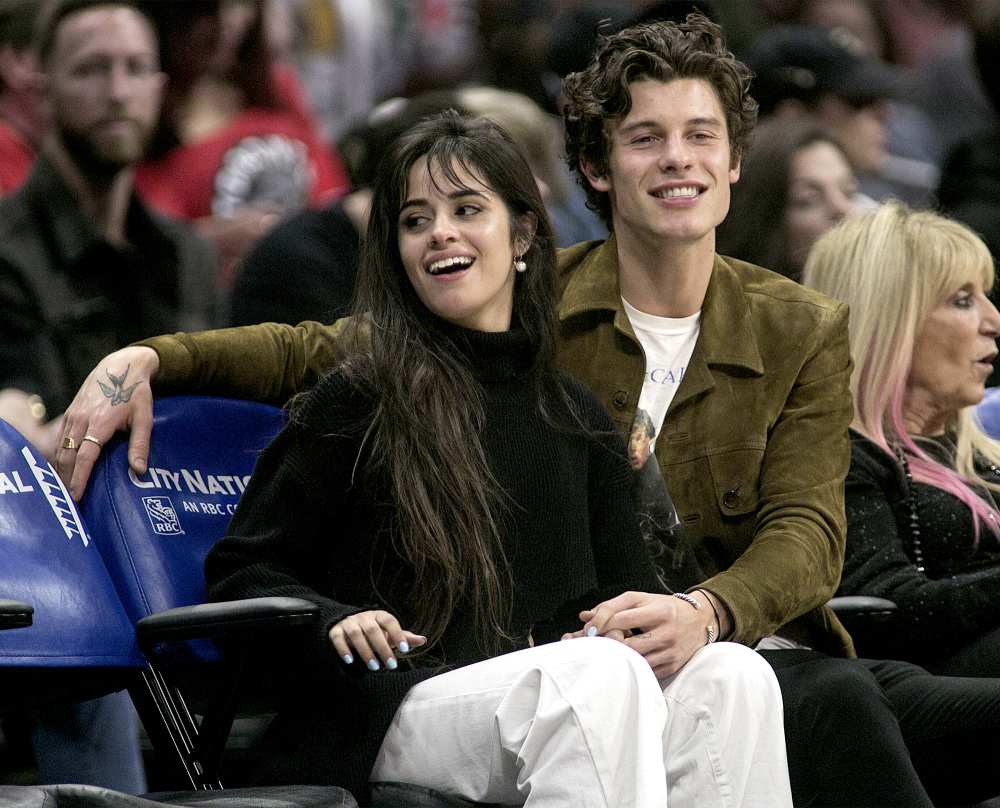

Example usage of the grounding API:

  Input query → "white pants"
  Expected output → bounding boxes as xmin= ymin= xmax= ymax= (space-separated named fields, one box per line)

xmin=371 ymin=637 xmax=793 ymax=807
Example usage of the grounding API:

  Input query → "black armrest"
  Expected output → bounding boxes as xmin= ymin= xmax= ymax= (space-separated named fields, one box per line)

xmin=0 ymin=599 xmax=33 ymax=629
xmin=828 ymin=596 xmax=899 ymax=658
xmin=828 ymin=595 xmax=898 ymax=621
xmin=134 ymin=596 xmax=320 ymax=784
xmin=135 ymin=596 xmax=319 ymax=648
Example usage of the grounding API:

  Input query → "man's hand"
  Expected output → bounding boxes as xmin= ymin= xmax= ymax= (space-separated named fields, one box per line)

xmin=56 ymin=346 xmax=160 ymax=500
xmin=578 ymin=590 xmax=718 ymax=678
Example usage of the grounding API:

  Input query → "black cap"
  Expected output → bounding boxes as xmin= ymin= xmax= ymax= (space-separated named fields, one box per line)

xmin=743 ymin=25 xmax=902 ymax=116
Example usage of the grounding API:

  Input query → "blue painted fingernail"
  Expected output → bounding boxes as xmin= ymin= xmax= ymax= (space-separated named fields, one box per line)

xmin=386 ymin=657 xmax=398 ymax=670
xmin=398 ymin=641 xmax=410 ymax=654
xmin=367 ymin=659 xmax=380 ymax=671
xmin=341 ymin=654 xmax=353 ymax=665
xmin=586 ymin=626 xmax=597 ymax=637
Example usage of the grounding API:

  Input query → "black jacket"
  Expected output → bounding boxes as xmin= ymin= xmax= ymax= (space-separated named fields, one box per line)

xmin=0 ymin=157 xmax=216 ymax=412
xmin=841 ymin=430 xmax=1000 ymax=668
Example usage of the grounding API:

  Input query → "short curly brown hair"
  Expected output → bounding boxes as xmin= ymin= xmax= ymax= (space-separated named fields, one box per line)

xmin=562 ymin=13 xmax=757 ymax=228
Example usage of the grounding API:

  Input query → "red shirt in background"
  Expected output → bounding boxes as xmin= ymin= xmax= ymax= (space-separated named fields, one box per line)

xmin=0 ymin=120 xmax=35 ymax=195
xmin=135 ymin=65 xmax=348 ymax=221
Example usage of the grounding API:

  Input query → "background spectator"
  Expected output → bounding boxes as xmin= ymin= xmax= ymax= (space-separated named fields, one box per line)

xmin=717 ymin=117 xmax=868 ymax=282
xmin=937 ymin=0 xmax=1000 ymax=353
xmin=803 ymin=201 xmax=1000 ymax=677
xmin=0 ymin=0 xmax=44 ymax=194
xmin=269 ymin=0 xmax=479 ymax=143
xmin=0 ymin=0 xmax=217 ymax=791
xmin=266 ymin=0 xmax=411 ymax=146
xmin=880 ymin=0 xmax=991 ymax=162
xmin=740 ymin=23 xmax=939 ymax=205
xmin=134 ymin=0 xmax=348 ymax=289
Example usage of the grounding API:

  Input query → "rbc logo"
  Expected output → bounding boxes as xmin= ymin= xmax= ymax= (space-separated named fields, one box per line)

xmin=143 ymin=496 xmax=184 ymax=536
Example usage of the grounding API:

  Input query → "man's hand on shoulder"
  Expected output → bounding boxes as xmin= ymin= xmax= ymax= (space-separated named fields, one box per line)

xmin=56 ymin=346 xmax=159 ymax=500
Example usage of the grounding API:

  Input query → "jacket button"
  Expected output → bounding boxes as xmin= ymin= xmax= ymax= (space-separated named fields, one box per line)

xmin=723 ymin=486 xmax=741 ymax=509
xmin=612 ymin=390 xmax=629 ymax=409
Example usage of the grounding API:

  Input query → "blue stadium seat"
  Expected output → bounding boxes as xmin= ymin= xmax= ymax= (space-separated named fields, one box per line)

xmin=80 ymin=396 xmax=323 ymax=789
xmin=82 ymin=395 xmax=290 ymax=667
xmin=1 ymin=414 xmax=355 ymax=805
xmin=0 ymin=418 xmax=145 ymax=712
xmin=976 ymin=387 xmax=1000 ymax=438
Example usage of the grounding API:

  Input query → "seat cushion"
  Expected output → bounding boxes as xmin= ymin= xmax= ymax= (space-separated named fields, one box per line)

xmin=0 ymin=784 xmax=358 ymax=807
xmin=369 ymin=782 xmax=498 ymax=808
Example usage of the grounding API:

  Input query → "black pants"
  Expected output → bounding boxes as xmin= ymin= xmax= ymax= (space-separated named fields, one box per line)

xmin=760 ymin=649 xmax=1000 ymax=808
xmin=936 ymin=625 xmax=1000 ymax=678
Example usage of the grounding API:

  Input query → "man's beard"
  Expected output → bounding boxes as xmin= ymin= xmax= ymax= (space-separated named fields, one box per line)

xmin=55 ymin=118 xmax=151 ymax=181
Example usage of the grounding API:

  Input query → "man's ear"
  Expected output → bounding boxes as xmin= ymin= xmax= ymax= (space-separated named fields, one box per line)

xmin=579 ymin=159 xmax=612 ymax=193
xmin=729 ymin=155 xmax=742 ymax=184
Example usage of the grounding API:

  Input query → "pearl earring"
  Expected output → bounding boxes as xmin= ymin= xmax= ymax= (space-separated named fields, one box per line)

xmin=514 ymin=256 xmax=527 ymax=273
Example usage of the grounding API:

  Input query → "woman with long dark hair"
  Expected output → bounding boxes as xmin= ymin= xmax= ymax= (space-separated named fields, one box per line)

xmin=203 ymin=111 xmax=791 ymax=806
xmin=717 ymin=117 xmax=863 ymax=282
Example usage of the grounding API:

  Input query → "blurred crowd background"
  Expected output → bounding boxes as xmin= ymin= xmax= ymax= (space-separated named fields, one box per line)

xmin=3 ymin=0 xmax=999 ymax=329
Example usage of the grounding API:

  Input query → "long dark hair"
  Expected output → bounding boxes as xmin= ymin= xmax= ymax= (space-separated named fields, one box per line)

xmin=342 ymin=111 xmax=560 ymax=653
xmin=717 ymin=117 xmax=849 ymax=280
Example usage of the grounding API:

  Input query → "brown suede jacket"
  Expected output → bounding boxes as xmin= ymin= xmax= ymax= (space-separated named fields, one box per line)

xmin=144 ymin=235 xmax=855 ymax=656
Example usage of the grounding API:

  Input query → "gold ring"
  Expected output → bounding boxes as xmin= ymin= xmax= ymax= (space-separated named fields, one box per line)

xmin=82 ymin=435 xmax=103 ymax=448
xmin=61 ymin=436 xmax=78 ymax=451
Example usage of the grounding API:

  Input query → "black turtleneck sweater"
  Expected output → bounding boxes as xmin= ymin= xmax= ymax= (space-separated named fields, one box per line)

xmin=205 ymin=327 xmax=661 ymax=798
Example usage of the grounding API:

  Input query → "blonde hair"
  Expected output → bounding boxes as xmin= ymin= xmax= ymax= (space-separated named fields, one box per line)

xmin=803 ymin=200 xmax=1000 ymax=539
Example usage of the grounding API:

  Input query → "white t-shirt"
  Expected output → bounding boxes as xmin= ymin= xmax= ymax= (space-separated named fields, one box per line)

xmin=622 ymin=297 xmax=701 ymax=453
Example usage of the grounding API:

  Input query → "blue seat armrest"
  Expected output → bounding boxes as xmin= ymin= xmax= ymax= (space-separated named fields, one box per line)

xmin=828 ymin=595 xmax=897 ymax=620
xmin=136 ymin=597 xmax=319 ymax=647
xmin=0 ymin=599 xmax=34 ymax=629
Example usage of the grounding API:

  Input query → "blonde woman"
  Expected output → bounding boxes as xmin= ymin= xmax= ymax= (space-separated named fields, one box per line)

xmin=803 ymin=201 xmax=1000 ymax=676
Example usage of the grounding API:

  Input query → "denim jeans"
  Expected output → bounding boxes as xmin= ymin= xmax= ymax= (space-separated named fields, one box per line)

xmin=31 ymin=690 xmax=146 ymax=793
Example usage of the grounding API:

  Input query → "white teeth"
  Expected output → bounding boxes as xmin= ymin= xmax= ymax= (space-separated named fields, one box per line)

xmin=428 ymin=256 xmax=474 ymax=274
xmin=654 ymin=186 xmax=699 ymax=199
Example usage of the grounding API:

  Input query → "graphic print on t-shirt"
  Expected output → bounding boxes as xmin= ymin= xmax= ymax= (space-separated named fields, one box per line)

xmin=623 ymin=299 xmax=703 ymax=590
xmin=628 ymin=407 xmax=684 ymax=589
xmin=622 ymin=298 xmax=698 ymax=454
xmin=213 ymin=134 xmax=312 ymax=217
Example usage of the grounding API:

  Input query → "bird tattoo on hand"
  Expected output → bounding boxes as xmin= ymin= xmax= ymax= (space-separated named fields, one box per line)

xmin=98 ymin=365 xmax=141 ymax=406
